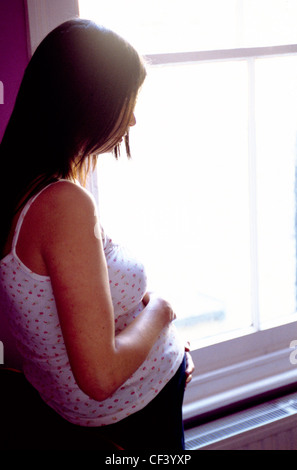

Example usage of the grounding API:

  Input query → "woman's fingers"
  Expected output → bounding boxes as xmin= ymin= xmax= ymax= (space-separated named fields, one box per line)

xmin=184 ymin=342 xmax=195 ymax=386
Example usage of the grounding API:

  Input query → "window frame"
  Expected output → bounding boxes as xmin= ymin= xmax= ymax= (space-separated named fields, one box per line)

xmin=25 ymin=0 xmax=297 ymax=423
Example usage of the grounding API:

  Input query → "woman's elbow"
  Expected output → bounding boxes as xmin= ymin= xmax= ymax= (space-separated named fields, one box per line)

xmin=76 ymin=375 xmax=118 ymax=402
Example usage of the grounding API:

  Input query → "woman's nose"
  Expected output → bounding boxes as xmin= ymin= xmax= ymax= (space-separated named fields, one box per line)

xmin=129 ymin=113 xmax=136 ymax=127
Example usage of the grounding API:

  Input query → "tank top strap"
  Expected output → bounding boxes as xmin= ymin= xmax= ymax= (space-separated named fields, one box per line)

xmin=11 ymin=180 xmax=65 ymax=253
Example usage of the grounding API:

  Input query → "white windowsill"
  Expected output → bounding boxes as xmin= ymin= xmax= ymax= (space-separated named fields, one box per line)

xmin=183 ymin=321 xmax=297 ymax=422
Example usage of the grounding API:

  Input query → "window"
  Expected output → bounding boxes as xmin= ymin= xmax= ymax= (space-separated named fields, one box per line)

xmin=26 ymin=0 xmax=297 ymax=421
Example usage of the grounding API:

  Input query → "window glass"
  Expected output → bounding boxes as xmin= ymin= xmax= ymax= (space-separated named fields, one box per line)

xmin=79 ymin=0 xmax=297 ymax=345
xmin=255 ymin=55 xmax=297 ymax=327
xmin=79 ymin=0 xmax=297 ymax=54
xmin=97 ymin=60 xmax=253 ymax=344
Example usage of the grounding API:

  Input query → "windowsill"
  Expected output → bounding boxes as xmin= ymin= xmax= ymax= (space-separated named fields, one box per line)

xmin=182 ymin=320 xmax=297 ymax=425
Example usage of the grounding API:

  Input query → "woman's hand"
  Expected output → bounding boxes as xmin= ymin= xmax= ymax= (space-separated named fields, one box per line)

xmin=184 ymin=341 xmax=195 ymax=387
xmin=142 ymin=292 xmax=176 ymax=326
xmin=144 ymin=293 xmax=194 ymax=386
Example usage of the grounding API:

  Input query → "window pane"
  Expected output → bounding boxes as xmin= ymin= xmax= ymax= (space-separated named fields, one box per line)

xmin=97 ymin=60 xmax=252 ymax=344
xmin=242 ymin=0 xmax=297 ymax=48
xmin=79 ymin=0 xmax=297 ymax=54
xmin=255 ymin=55 xmax=297 ymax=327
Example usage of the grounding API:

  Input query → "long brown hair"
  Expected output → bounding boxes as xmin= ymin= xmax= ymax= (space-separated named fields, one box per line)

xmin=0 ymin=19 xmax=146 ymax=255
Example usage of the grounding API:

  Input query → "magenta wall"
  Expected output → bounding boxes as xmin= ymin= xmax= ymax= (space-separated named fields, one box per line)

xmin=0 ymin=0 xmax=29 ymax=368
xmin=0 ymin=0 xmax=30 ymax=141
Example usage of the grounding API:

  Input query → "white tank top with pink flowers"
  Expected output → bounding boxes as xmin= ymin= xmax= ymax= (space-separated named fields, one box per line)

xmin=0 ymin=182 xmax=184 ymax=426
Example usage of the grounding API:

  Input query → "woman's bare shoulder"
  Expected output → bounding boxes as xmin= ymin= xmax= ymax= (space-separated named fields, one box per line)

xmin=34 ymin=180 xmax=96 ymax=223
xmin=14 ymin=181 xmax=97 ymax=275
xmin=27 ymin=180 xmax=98 ymax=250
xmin=39 ymin=180 xmax=95 ymax=207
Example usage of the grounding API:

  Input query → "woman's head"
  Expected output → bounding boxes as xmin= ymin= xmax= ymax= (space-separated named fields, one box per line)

xmin=1 ymin=18 xmax=146 ymax=183
xmin=0 ymin=18 xmax=146 ymax=255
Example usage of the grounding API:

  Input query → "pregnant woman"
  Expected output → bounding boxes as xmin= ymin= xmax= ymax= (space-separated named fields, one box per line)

xmin=0 ymin=18 xmax=194 ymax=450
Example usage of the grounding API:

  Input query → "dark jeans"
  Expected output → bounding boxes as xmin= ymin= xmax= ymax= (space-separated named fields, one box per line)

xmin=1 ymin=356 xmax=186 ymax=450
xmin=100 ymin=355 xmax=187 ymax=451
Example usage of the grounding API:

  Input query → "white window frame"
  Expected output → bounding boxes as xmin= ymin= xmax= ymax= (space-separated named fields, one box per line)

xmin=25 ymin=0 xmax=297 ymax=424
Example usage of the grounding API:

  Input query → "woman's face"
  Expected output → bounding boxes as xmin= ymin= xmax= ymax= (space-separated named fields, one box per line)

xmin=94 ymin=107 xmax=137 ymax=157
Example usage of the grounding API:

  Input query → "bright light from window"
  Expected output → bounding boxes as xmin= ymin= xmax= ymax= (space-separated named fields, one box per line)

xmin=97 ymin=56 xmax=297 ymax=345
xmin=255 ymin=55 xmax=297 ymax=326
xmin=136 ymin=61 xmax=251 ymax=334
xmin=79 ymin=0 xmax=297 ymax=54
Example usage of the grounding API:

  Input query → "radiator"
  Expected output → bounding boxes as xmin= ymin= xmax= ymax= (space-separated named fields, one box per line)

xmin=185 ymin=391 xmax=297 ymax=450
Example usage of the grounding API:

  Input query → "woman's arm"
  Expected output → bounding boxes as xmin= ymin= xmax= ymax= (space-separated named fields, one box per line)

xmin=40 ymin=182 xmax=174 ymax=401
